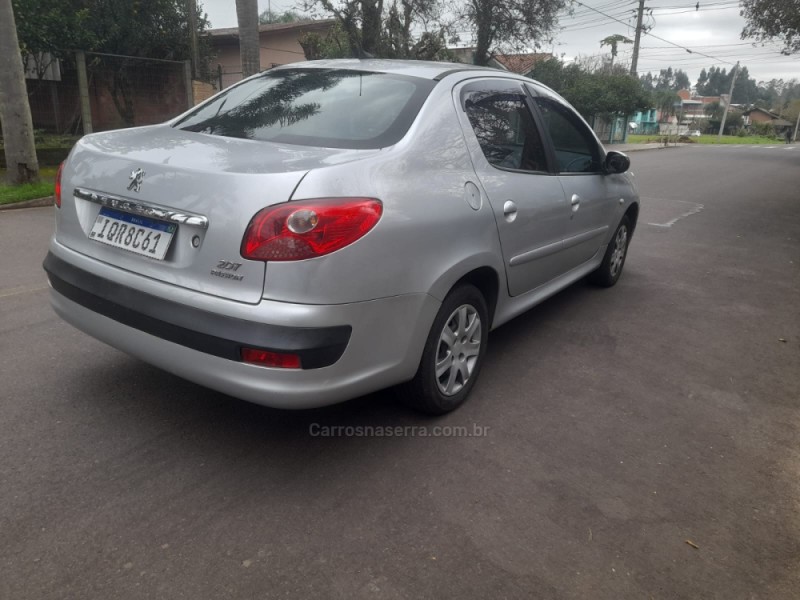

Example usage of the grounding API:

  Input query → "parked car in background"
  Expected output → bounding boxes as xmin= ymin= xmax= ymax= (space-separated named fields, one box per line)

xmin=689 ymin=130 xmax=702 ymax=137
xmin=44 ymin=59 xmax=639 ymax=414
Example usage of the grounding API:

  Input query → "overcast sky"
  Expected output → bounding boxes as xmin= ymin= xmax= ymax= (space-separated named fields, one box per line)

xmin=200 ymin=0 xmax=799 ymax=85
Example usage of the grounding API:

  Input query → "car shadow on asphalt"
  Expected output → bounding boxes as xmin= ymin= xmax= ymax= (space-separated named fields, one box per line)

xmin=73 ymin=273 xmax=626 ymax=464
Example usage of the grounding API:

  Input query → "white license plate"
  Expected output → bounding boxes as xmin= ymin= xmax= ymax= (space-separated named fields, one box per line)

xmin=89 ymin=207 xmax=176 ymax=260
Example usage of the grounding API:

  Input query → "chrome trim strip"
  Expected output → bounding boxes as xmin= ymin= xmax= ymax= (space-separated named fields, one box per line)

xmin=74 ymin=187 xmax=209 ymax=229
xmin=509 ymin=239 xmax=563 ymax=266
xmin=562 ymin=225 xmax=609 ymax=250
xmin=509 ymin=225 xmax=609 ymax=267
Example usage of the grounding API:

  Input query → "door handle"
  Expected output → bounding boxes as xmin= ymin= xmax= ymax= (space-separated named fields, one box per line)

xmin=570 ymin=194 xmax=580 ymax=212
xmin=503 ymin=200 xmax=517 ymax=222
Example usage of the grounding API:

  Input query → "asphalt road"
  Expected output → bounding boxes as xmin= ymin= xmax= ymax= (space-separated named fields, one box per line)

xmin=1 ymin=145 xmax=798 ymax=599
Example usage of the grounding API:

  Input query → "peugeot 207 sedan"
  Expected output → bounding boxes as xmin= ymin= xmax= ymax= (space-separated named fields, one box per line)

xmin=44 ymin=59 xmax=639 ymax=414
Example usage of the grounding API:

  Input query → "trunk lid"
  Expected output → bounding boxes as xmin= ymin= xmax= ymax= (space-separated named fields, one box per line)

xmin=56 ymin=125 xmax=380 ymax=303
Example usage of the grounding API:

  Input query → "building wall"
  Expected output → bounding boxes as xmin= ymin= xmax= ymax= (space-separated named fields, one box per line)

xmin=631 ymin=109 xmax=659 ymax=133
xmin=27 ymin=59 xmax=188 ymax=133
xmin=212 ymin=29 xmax=318 ymax=89
xmin=748 ymin=110 xmax=774 ymax=124
xmin=192 ymin=80 xmax=216 ymax=104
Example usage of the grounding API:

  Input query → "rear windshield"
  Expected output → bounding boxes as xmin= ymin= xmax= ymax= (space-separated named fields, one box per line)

xmin=174 ymin=68 xmax=435 ymax=149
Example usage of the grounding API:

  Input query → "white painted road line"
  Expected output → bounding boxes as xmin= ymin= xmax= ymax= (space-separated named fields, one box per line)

xmin=0 ymin=285 xmax=48 ymax=299
xmin=646 ymin=201 xmax=705 ymax=228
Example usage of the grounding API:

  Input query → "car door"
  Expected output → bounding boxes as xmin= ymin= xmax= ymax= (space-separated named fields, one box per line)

xmin=455 ymin=79 xmax=570 ymax=297
xmin=528 ymin=87 xmax=621 ymax=269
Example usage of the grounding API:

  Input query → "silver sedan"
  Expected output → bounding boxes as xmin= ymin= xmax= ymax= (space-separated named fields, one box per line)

xmin=44 ymin=59 xmax=639 ymax=414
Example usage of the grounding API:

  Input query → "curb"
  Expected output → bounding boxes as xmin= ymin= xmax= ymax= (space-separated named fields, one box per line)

xmin=624 ymin=146 xmax=687 ymax=152
xmin=0 ymin=196 xmax=55 ymax=211
xmin=612 ymin=143 xmax=690 ymax=153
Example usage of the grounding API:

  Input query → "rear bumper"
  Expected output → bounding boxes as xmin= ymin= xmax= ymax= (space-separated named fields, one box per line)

xmin=44 ymin=243 xmax=440 ymax=408
xmin=44 ymin=252 xmax=350 ymax=369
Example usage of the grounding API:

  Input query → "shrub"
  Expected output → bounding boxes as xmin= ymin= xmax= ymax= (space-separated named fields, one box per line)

xmin=750 ymin=121 xmax=776 ymax=137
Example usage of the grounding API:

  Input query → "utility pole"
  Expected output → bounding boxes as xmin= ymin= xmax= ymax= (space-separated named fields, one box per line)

xmin=630 ymin=0 xmax=646 ymax=76
xmin=717 ymin=61 xmax=740 ymax=142
xmin=793 ymin=110 xmax=800 ymax=143
xmin=188 ymin=0 xmax=199 ymax=79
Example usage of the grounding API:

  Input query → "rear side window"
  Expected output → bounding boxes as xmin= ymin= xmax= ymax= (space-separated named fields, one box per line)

xmin=175 ymin=69 xmax=435 ymax=149
xmin=531 ymin=97 xmax=602 ymax=173
xmin=463 ymin=89 xmax=548 ymax=173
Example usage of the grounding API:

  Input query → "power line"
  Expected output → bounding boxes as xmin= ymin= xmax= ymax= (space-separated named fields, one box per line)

xmin=645 ymin=1 xmax=739 ymax=7
xmin=560 ymin=9 xmax=638 ymax=29
xmin=572 ymin=0 xmax=738 ymax=67
xmin=575 ymin=0 xmax=735 ymax=65
xmin=642 ymin=42 xmax=779 ymax=49
xmin=560 ymin=19 xmax=637 ymax=33
xmin=562 ymin=0 xmax=633 ymax=17
xmin=650 ymin=6 xmax=741 ymax=14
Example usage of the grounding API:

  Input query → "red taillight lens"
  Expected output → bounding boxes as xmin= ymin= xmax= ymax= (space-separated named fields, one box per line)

xmin=241 ymin=198 xmax=383 ymax=261
xmin=54 ymin=162 xmax=65 ymax=208
xmin=241 ymin=348 xmax=302 ymax=369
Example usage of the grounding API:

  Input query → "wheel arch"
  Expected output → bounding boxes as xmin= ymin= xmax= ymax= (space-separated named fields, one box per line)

xmin=454 ymin=267 xmax=500 ymax=328
xmin=625 ymin=201 xmax=640 ymax=236
xmin=427 ymin=256 xmax=503 ymax=328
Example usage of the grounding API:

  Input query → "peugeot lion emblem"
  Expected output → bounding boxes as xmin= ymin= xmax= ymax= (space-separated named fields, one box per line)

xmin=127 ymin=168 xmax=146 ymax=192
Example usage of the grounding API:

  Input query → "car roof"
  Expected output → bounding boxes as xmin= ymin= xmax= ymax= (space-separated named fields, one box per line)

xmin=271 ymin=59 xmax=503 ymax=81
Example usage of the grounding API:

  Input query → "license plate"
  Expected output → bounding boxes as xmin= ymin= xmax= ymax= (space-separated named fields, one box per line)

xmin=89 ymin=207 xmax=176 ymax=260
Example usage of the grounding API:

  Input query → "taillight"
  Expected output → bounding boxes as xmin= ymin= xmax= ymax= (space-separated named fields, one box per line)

xmin=54 ymin=162 xmax=65 ymax=208
xmin=241 ymin=198 xmax=382 ymax=261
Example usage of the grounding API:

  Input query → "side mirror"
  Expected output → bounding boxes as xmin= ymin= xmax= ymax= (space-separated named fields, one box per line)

xmin=604 ymin=151 xmax=630 ymax=174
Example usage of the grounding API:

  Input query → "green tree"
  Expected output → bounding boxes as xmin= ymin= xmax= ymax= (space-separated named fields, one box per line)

xmin=653 ymin=89 xmax=680 ymax=122
xmin=697 ymin=67 xmax=708 ymax=90
xmin=299 ymin=21 xmax=354 ymax=59
xmin=756 ymin=79 xmax=800 ymax=114
xmin=527 ymin=56 xmax=581 ymax=91
xmin=310 ymin=1 xmax=384 ymax=56
xmin=303 ymin=0 xmax=450 ymax=60
xmin=731 ymin=66 xmax=759 ymax=104
xmin=13 ymin=0 xmax=213 ymax=126
xmin=694 ymin=64 xmax=759 ymax=104
xmin=460 ymin=0 xmax=567 ymax=66
xmin=741 ymin=0 xmax=800 ymax=54
xmin=704 ymin=101 xmax=743 ymax=133
xmin=600 ymin=34 xmax=632 ymax=68
xmin=640 ymin=68 xmax=689 ymax=92
xmin=14 ymin=0 xmax=212 ymax=64
xmin=564 ymin=72 xmax=651 ymax=119
xmin=673 ymin=69 xmax=690 ymax=90
xmin=259 ymin=9 xmax=305 ymax=24
xmin=11 ymin=0 xmax=96 ymax=81
xmin=785 ymin=98 xmax=800 ymax=126
xmin=529 ymin=58 xmax=651 ymax=120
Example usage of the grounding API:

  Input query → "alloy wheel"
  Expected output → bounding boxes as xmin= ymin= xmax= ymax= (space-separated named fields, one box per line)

xmin=609 ymin=225 xmax=628 ymax=278
xmin=435 ymin=304 xmax=482 ymax=396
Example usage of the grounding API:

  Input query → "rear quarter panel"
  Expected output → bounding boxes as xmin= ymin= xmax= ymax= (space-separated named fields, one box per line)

xmin=262 ymin=83 xmax=506 ymax=306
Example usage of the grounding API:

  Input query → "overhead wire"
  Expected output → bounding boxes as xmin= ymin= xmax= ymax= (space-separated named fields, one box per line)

xmin=571 ymin=0 xmax=738 ymax=66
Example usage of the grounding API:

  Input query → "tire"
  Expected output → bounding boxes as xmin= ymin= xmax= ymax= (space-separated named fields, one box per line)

xmin=397 ymin=284 xmax=489 ymax=415
xmin=589 ymin=215 xmax=632 ymax=287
